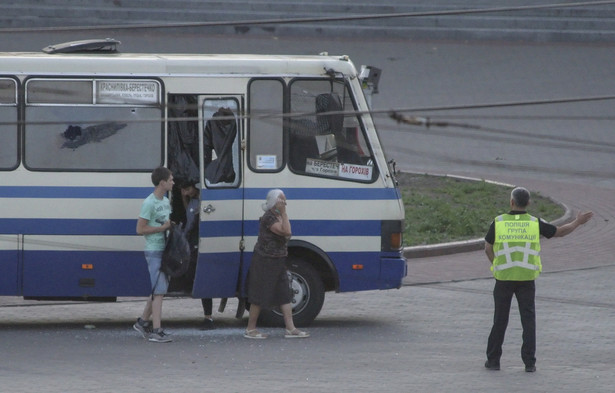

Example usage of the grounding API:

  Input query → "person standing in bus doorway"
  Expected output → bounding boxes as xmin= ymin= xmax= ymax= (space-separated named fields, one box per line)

xmin=243 ymin=189 xmax=309 ymax=339
xmin=179 ymin=181 xmax=215 ymax=330
xmin=133 ymin=166 xmax=174 ymax=343
xmin=484 ymin=187 xmax=593 ymax=372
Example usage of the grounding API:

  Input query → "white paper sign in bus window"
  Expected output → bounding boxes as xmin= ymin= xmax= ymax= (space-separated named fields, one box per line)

xmin=96 ymin=80 xmax=160 ymax=105
xmin=256 ymin=155 xmax=277 ymax=169
xmin=306 ymin=158 xmax=372 ymax=180
xmin=305 ymin=158 xmax=339 ymax=177
xmin=339 ymin=162 xmax=372 ymax=181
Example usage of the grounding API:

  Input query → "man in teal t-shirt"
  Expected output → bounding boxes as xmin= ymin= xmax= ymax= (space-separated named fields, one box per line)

xmin=133 ymin=167 xmax=174 ymax=343
xmin=140 ymin=192 xmax=171 ymax=251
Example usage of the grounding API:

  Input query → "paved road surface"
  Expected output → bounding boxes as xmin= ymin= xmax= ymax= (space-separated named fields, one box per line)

xmin=1 ymin=266 xmax=614 ymax=393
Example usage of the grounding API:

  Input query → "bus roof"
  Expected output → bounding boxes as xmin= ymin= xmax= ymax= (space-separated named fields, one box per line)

xmin=0 ymin=51 xmax=358 ymax=77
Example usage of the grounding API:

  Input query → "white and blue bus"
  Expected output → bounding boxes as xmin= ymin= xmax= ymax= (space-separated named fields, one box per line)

xmin=0 ymin=39 xmax=405 ymax=325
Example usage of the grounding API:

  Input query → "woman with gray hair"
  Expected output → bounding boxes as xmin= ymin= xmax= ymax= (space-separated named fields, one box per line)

xmin=262 ymin=188 xmax=285 ymax=211
xmin=244 ymin=189 xmax=309 ymax=339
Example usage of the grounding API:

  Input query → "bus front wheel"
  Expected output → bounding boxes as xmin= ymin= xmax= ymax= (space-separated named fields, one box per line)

xmin=258 ymin=257 xmax=325 ymax=327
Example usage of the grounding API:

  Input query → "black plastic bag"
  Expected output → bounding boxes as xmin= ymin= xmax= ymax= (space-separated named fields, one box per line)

xmin=161 ymin=225 xmax=191 ymax=278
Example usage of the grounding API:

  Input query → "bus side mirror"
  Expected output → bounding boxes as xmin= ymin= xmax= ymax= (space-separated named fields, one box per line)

xmin=359 ymin=66 xmax=382 ymax=94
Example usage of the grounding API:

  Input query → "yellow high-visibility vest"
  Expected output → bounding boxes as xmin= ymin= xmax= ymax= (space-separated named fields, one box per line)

xmin=492 ymin=213 xmax=542 ymax=281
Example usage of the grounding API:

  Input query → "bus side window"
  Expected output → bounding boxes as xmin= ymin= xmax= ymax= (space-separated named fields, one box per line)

xmin=0 ymin=78 xmax=18 ymax=170
xmin=202 ymin=98 xmax=241 ymax=188
xmin=24 ymin=79 xmax=162 ymax=171
xmin=288 ymin=80 xmax=375 ymax=181
xmin=248 ymin=79 xmax=284 ymax=171
xmin=287 ymin=92 xmax=344 ymax=171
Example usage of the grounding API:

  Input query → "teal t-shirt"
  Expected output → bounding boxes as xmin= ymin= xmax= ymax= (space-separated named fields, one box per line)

xmin=139 ymin=193 xmax=171 ymax=251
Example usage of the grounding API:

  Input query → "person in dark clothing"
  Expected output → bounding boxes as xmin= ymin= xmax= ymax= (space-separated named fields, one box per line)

xmin=483 ymin=187 xmax=593 ymax=372
xmin=180 ymin=181 xmax=214 ymax=329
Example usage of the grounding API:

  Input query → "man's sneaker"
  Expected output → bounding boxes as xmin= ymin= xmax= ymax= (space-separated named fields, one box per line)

xmin=148 ymin=328 xmax=172 ymax=343
xmin=525 ymin=365 xmax=537 ymax=372
xmin=133 ymin=317 xmax=152 ymax=339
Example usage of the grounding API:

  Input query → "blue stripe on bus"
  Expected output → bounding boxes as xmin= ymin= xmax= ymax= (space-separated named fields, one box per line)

xmin=0 ymin=186 xmax=400 ymax=201
xmin=203 ymin=219 xmax=380 ymax=237
xmin=4 ymin=248 xmax=404 ymax=297
xmin=0 ymin=218 xmax=137 ymax=235
xmin=0 ymin=218 xmax=382 ymax=236
xmin=226 ymin=187 xmax=400 ymax=200
xmin=0 ymin=186 xmax=151 ymax=199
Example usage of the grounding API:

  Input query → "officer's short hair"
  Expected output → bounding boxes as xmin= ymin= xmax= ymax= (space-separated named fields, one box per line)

xmin=511 ymin=187 xmax=530 ymax=208
xmin=151 ymin=166 xmax=172 ymax=186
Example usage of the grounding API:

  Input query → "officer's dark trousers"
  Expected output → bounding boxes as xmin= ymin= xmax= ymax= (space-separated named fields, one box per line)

xmin=486 ymin=279 xmax=536 ymax=367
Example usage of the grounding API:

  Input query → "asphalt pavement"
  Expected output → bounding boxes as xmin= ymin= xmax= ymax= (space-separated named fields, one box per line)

xmin=1 ymin=261 xmax=614 ymax=392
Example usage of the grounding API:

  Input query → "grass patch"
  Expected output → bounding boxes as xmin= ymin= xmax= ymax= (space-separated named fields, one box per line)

xmin=397 ymin=172 xmax=565 ymax=247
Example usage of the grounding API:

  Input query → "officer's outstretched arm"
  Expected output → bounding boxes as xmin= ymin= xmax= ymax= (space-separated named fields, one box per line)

xmin=554 ymin=211 xmax=593 ymax=238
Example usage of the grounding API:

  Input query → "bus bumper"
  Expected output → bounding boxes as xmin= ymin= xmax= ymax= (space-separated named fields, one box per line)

xmin=380 ymin=256 xmax=407 ymax=289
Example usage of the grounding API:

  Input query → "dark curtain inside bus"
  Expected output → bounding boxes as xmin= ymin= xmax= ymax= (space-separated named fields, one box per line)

xmin=203 ymin=107 xmax=237 ymax=184
xmin=168 ymin=95 xmax=199 ymax=187
xmin=167 ymin=94 xmax=200 ymax=293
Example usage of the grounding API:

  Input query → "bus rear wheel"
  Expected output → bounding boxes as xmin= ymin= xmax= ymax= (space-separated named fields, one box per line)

xmin=258 ymin=257 xmax=325 ymax=327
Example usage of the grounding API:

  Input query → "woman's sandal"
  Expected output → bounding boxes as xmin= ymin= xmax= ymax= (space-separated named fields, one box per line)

xmin=244 ymin=329 xmax=268 ymax=339
xmin=284 ymin=328 xmax=310 ymax=338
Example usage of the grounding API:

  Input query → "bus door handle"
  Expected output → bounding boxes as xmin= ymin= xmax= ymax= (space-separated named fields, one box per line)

xmin=203 ymin=204 xmax=216 ymax=214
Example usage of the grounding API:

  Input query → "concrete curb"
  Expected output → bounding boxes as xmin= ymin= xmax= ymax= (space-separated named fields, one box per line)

xmin=404 ymin=238 xmax=484 ymax=259
xmin=402 ymin=173 xmax=573 ymax=259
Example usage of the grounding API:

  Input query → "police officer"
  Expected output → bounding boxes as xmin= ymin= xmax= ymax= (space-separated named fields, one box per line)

xmin=483 ymin=187 xmax=593 ymax=372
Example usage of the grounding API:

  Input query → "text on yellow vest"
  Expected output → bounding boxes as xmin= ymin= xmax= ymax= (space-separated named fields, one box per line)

xmin=492 ymin=213 xmax=542 ymax=281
